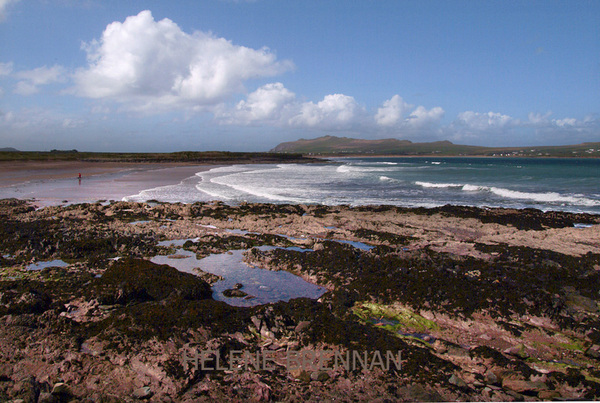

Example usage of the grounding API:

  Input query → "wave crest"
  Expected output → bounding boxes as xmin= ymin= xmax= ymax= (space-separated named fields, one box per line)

xmin=415 ymin=181 xmax=600 ymax=206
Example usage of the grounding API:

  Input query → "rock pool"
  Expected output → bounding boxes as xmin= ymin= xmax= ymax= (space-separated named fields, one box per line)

xmin=151 ymin=242 xmax=327 ymax=307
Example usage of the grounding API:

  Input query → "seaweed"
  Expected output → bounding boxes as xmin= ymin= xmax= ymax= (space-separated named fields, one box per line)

xmin=92 ymin=258 xmax=212 ymax=305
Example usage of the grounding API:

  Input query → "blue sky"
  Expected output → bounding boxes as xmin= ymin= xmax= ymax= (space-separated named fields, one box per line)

xmin=0 ymin=0 xmax=598 ymax=151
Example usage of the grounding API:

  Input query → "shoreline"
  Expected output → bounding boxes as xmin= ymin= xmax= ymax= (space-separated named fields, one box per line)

xmin=313 ymin=154 xmax=600 ymax=159
xmin=2 ymin=159 xmax=598 ymax=215
xmin=0 ymin=162 xmax=216 ymax=207
xmin=0 ymin=161 xmax=213 ymax=187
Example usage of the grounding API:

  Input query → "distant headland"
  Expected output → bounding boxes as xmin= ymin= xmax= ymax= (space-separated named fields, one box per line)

xmin=270 ymin=135 xmax=600 ymax=158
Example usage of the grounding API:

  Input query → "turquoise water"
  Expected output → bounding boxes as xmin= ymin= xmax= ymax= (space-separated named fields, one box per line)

xmin=125 ymin=157 xmax=600 ymax=214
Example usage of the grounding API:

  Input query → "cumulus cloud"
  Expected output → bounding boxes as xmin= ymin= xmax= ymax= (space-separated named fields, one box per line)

xmin=290 ymin=94 xmax=364 ymax=128
xmin=406 ymin=105 xmax=445 ymax=129
xmin=13 ymin=65 xmax=66 ymax=95
xmin=527 ymin=111 xmax=552 ymax=125
xmin=374 ymin=95 xmax=444 ymax=133
xmin=217 ymin=84 xmax=366 ymax=130
xmin=0 ymin=0 xmax=19 ymax=22
xmin=445 ymin=111 xmax=520 ymax=143
xmin=72 ymin=10 xmax=293 ymax=111
xmin=374 ymin=95 xmax=413 ymax=126
xmin=526 ymin=111 xmax=595 ymax=131
xmin=445 ymin=109 xmax=600 ymax=145
xmin=456 ymin=111 xmax=516 ymax=130
xmin=222 ymin=82 xmax=296 ymax=124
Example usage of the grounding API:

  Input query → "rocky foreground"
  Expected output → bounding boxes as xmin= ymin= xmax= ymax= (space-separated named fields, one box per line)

xmin=1 ymin=198 xmax=599 ymax=402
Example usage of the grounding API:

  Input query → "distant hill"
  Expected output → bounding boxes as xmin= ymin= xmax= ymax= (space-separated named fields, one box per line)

xmin=270 ymin=136 xmax=600 ymax=158
xmin=0 ymin=147 xmax=19 ymax=152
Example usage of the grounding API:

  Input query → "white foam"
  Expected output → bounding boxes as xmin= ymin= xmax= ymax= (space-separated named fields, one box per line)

xmin=416 ymin=181 xmax=463 ymax=188
xmin=415 ymin=181 xmax=600 ymax=207
xmin=336 ymin=164 xmax=396 ymax=174
xmin=210 ymin=176 xmax=304 ymax=203
xmin=486 ymin=187 xmax=600 ymax=206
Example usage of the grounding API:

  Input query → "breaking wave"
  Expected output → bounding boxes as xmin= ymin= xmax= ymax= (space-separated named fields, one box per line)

xmin=415 ymin=181 xmax=600 ymax=206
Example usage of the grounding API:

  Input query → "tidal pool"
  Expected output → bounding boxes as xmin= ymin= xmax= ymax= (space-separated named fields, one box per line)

xmin=151 ymin=242 xmax=327 ymax=307
xmin=27 ymin=259 xmax=69 ymax=271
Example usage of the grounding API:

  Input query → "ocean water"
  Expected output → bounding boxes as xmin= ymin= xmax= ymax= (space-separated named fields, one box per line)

xmin=124 ymin=157 xmax=600 ymax=214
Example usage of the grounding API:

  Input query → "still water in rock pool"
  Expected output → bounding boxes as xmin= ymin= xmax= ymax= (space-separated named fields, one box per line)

xmin=151 ymin=242 xmax=327 ymax=307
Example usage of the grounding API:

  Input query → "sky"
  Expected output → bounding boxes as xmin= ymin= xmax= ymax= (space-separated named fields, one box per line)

xmin=0 ymin=0 xmax=598 ymax=152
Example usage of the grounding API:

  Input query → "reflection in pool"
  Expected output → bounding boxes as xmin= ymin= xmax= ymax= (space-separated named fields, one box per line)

xmin=151 ymin=243 xmax=327 ymax=307
xmin=27 ymin=259 xmax=69 ymax=271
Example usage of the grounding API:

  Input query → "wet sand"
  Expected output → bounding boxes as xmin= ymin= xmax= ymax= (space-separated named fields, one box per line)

xmin=0 ymin=161 xmax=214 ymax=206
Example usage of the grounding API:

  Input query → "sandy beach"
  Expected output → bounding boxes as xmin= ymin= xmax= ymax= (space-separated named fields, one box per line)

xmin=0 ymin=161 xmax=213 ymax=206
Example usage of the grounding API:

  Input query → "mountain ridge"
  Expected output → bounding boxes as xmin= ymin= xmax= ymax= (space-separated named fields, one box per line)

xmin=270 ymin=136 xmax=600 ymax=157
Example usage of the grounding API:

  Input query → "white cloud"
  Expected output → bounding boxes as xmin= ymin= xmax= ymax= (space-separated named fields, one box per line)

xmin=527 ymin=112 xmax=551 ymax=125
xmin=0 ymin=0 xmax=19 ymax=22
xmin=456 ymin=111 xmax=516 ymax=131
xmin=290 ymin=94 xmax=364 ymax=128
xmin=1 ymin=110 xmax=14 ymax=123
xmin=374 ymin=95 xmax=444 ymax=133
xmin=552 ymin=117 xmax=577 ymax=128
xmin=219 ymin=84 xmax=366 ymax=130
xmin=72 ymin=10 xmax=293 ymax=111
xmin=220 ymin=82 xmax=296 ymax=124
xmin=374 ymin=95 xmax=413 ymax=126
xmin=406 ymin=105 xmax=445 ymax=129
xmin=527 ymin=111 xmax=595 ymax=130
xmin=446 ymin=110 xmax=600 ymax=145
xmin=13 ymin=65 xmax=66 ymax=95
xmin=0 ymin=62 xmax=13 ymax=75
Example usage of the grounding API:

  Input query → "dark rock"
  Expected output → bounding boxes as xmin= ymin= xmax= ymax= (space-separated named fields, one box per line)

xmin=448 ymin=374 xmax=468 ymax=388
xmin=95 ymin=258 xmax=212 ymax=304
xmin=289 ymin=369 xmax=311 ymax=383
xmin=502 ymin=378 xmax=548 ymax=393
xmin=310 ymin=371 xmax=330 ymax=382
xmin=503 ymin=344 xmax=530 ymax=359
xmin=585 ymin=344 xmax=600 ymax=360
xmin=50 ymin=382 xmax=70 ymax=396
xmin=294 ymin=320 xmax=311 ymax=333
xmin=398 ymin=384 xmax=444 ymax=402
xmin=222 ymin=289 xmax=248 ymax=298
xmin=14 ymin=376 xmax=41 ymax=403
xmin=485 ymin=370 xmax=500 ymax=385
xmin=38 ymin=392 xmax=58 ymax=403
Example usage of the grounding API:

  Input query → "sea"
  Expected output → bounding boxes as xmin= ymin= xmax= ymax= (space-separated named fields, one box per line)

xmin=124 ymin=157 xmax=600 ymax=214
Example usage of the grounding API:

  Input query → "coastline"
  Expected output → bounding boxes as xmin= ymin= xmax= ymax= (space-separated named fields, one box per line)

xmin=0 ymin=162 xmax=215 ymax=207
xmin=312 ymin=153 xmax=600 ymax=159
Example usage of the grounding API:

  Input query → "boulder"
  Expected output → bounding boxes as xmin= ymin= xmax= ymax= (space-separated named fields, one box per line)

xmin=132 ymin=386 xmax=153 ymax=399
xmin=585 ymin=344 xmax=600 ymax=360
xmin=503 ymin=344 xmax=529 ymax=359
xmin=448 ymin=374 xmax=468 ymax=388
xmin=97 ymin=258 xmax=212 ymax=304
xmin=50 ymin=382 xmax=70 ymax=396
xmin=502 ymin=378 xmax=548 ymax=393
